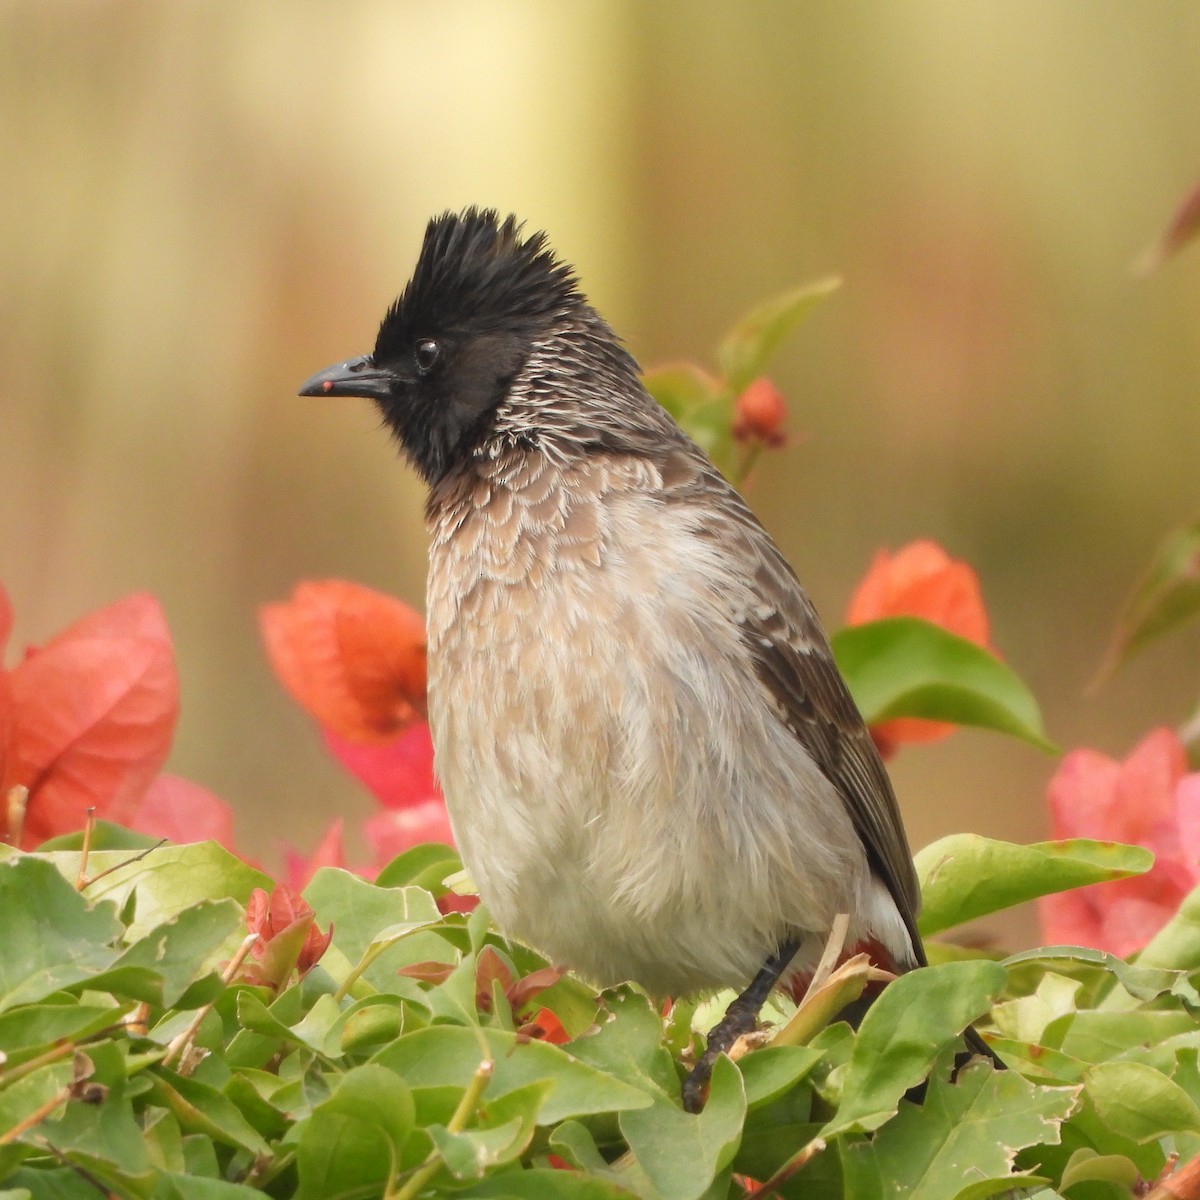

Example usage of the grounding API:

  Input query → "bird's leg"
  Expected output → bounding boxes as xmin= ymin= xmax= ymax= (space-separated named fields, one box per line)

xmin=682 ymin=936 xmax=803 ymax=1113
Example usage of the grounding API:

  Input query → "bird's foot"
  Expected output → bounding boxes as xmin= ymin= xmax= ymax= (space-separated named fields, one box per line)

xmin=682 ymin=997 xmax=762 ymax=1112
xmin=681 ymin=936 xmax=802 ymax=1113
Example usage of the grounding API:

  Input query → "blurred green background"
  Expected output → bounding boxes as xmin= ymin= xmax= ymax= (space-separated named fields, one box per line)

xmin=4 ymin=3 xmax=1200 ymax=946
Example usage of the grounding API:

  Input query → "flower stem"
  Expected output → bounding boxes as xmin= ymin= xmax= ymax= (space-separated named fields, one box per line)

xmin=390 ymin=1057 xmax=494 ymax=1200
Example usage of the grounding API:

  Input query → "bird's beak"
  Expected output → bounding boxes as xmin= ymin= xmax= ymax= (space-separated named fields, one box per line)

xmin=297 ymin=354 xmax=396 ymax=401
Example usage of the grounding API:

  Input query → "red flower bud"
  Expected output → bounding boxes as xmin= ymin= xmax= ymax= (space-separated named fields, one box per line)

xmin=244 ymin=884 xmax=332 ymax=984
xmin=732 ymin=378 xmax=787 ymax=448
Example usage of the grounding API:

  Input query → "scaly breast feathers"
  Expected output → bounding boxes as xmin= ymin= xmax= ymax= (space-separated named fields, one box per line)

xmin=423 ymin=451 xmax=872 ymax=995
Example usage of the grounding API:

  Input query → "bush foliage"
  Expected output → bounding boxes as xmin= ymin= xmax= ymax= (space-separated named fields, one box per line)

xmin=2 ymin=827 xmax=1199 ymax=1199
xmin=6 ymin=276 xmax=1200 ymax=1198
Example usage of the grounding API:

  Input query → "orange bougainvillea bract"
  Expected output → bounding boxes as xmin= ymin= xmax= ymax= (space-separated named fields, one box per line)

xmin=2 ymin=587 xmax=181 ymax=848
xmin=131 ymin=773 xmax=237 ymax=851
xmin=845 ymin=539 xmax=991 ymax=755
xmin=1039 ymin=727 xmax=1200 ymax=957
xmin=260 ymin=579 xmax=427 ymax=744
xmin=284 ymin=817 xmax=347 ymax=892
xmin=261 ymin=579 xmax=455 ymax=874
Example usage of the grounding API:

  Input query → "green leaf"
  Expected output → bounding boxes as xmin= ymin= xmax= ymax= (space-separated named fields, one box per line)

xmin=738 ymin=1045 xmax=825 ymax=1108
xmin=1169 ymin=1045 xmax=1200 ymax=1102
xmin=459 ymin=1168 xmax=647 ymax=1198
xmin=0 ymin=1061 xmax=74 ymax=1143
xmin=643 ymin=363 xmax=736 ymax=474
xmin=1003 ymin=944 xmax=1200 ymax=1006
xmin=1085 ymin=1060 xmax=1200 ymax=1143
xmin=179 ymin=1133 xmax=221 ymax=1182
xmin=914 ymin=835 xmax=1153 ymax=937
xmin=567 ymin=987 xmax=678 ymax=1099
xmin=39 ymin=1052 xmax=152 ymax=1180
xmin=0 ymin=1147 xmax=33 ymax=1186
xmin=372 ymin=1025 xmax=653 ymax=1123
xmin=989 ymin=972 xmax=1081 ymax=1049
xmin=1059 ymin=1147 xmax=1140 ymax=1192
xmin=547 ymin=1118 xmax=625 ymax=1176
xmin=425 ymin=1081 xmax=548 ymax=1181
xmin=0 ymin=857 xmax=122 ymax=1013
xmin=642 ymin=362 xmax=723 ymax=421
xmin=292 ymin=993 xmax=343 ymax=1054
xmin=295 ymin=1064 xmax=414 ymax=1200
xmin=1137 ymin=879 xmax=1200 ymax=971
xmin=427 ymin=1116 xmax=527 ymax=1180
xmin=37 ymin=821 xmax=162 ymax=852
xmin=222 ymin=1071 xmax=292 ymax=1141
xmin=985 ymin=1037 xmax=1088 ymax=1086
xmin=107 ymin=899 xmax=243 ymax=1006
xmin=235 ymin=990 xmax=328 ymax=1053
xmin=48 ymin=842 xmax=271 ymax=939
xmin=841 ymin=1062 xmax=1077 ymax=1200
xmin=152 ymin=1174 xmax=266 ymax=1199
xmin=0 ymin=1169 xmax=103 ymax=1200
xmin=0 ymin=1004 xmax=122 ymax=1061
xmin=734 ymin=1118 xmax=835 ymax=1198
xmin=1062 ymin=1010 xmax=1200 ymax=1064
xmin=1099 ymin=523 xmax=1200 ymax=677
xmin=326 ymin=994 xmax=410 ymax=1054
xmin=619 ymin=1054 xmax=745 ymax=1200
xmin=833 ymin=617 xmax=1055 ymax=751
xmin=303 ymin=868 xmax=443 ymax=992
xmin=374 ymin=842 xmax=463 ymax=892
xmin=144 ymin=1069 xmax=271 ymax=1155
xmin=422 ymin=949 xmax=482 ymax=1027
xmin=717 ymin=277 xmax=841 ymax=392
xmin=826 ymin=960 xmax=1008 ymax=1135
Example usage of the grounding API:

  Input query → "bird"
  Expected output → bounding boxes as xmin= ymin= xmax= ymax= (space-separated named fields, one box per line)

xmin=299 ymin=207 xmax=995 ymax=1106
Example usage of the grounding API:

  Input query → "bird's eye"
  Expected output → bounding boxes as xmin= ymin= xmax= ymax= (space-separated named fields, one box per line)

xmin=414 ymin=338 xmax=441 ymax=374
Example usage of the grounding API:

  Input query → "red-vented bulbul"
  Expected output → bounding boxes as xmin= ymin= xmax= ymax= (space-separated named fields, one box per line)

xmin=299 ymin=208 xmax=996 ymax=1107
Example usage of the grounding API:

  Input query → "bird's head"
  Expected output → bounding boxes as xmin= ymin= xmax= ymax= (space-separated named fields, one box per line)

xmin=299 ymin=208 xmax=643 ymax=484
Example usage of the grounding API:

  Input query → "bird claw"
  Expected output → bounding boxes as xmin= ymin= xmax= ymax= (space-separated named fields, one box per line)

xmin=681 ymin=1003 xmax=762 ymax=1112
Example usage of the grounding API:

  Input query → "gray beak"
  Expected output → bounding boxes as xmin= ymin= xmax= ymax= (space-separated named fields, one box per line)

xmin=298 ymin=354 xmax=396 ymax=401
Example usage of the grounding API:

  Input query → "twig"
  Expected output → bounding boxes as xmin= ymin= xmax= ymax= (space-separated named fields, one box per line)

xmin=79 ymin=838 xmax=168 ymax=890
xmin=743 ymin=1136 xmax=827 ymax=1200
xmin=0 ymin=1040 xmax=78 ymax=1089
xmin=798 ymin=913 xmax=849 ymax=1006
xmin=38 ymin=1141 xmax=113 ymax=1197
xmin=0 ymin=1014 xmax=146 ymax=1089
xmin=733 ymin=443 xmax=764 ymax=487
xmin=74 ymin=808 xmax=97 ymax=889
xmin=1145 ymin=1152 xmax=1200 ymax=1200
xmin=162 ymin=933 xmax=258 ymax=1072
xmin=391 ymin=1057 xmax=494 ymax=1200
xmin=5 ymin=785 xmax=27 ymax=847
xmin=125 ymin=1002 xmax=151 ymax=1038
xmin=333 ymin=938 xmax=392 ymax=1004
xmin=0 ymin=1084 xmax=72 ymax=1144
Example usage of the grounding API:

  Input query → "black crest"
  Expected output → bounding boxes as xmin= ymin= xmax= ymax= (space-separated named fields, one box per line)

xmin=374 ymin=209 xmax=582 ymax=360
xmin=298 ymin=207 xmax=660 ymax=485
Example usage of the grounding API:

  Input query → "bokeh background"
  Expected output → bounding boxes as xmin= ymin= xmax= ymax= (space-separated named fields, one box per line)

xmin=4 ymin=3 xmax=1200 ymax=946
